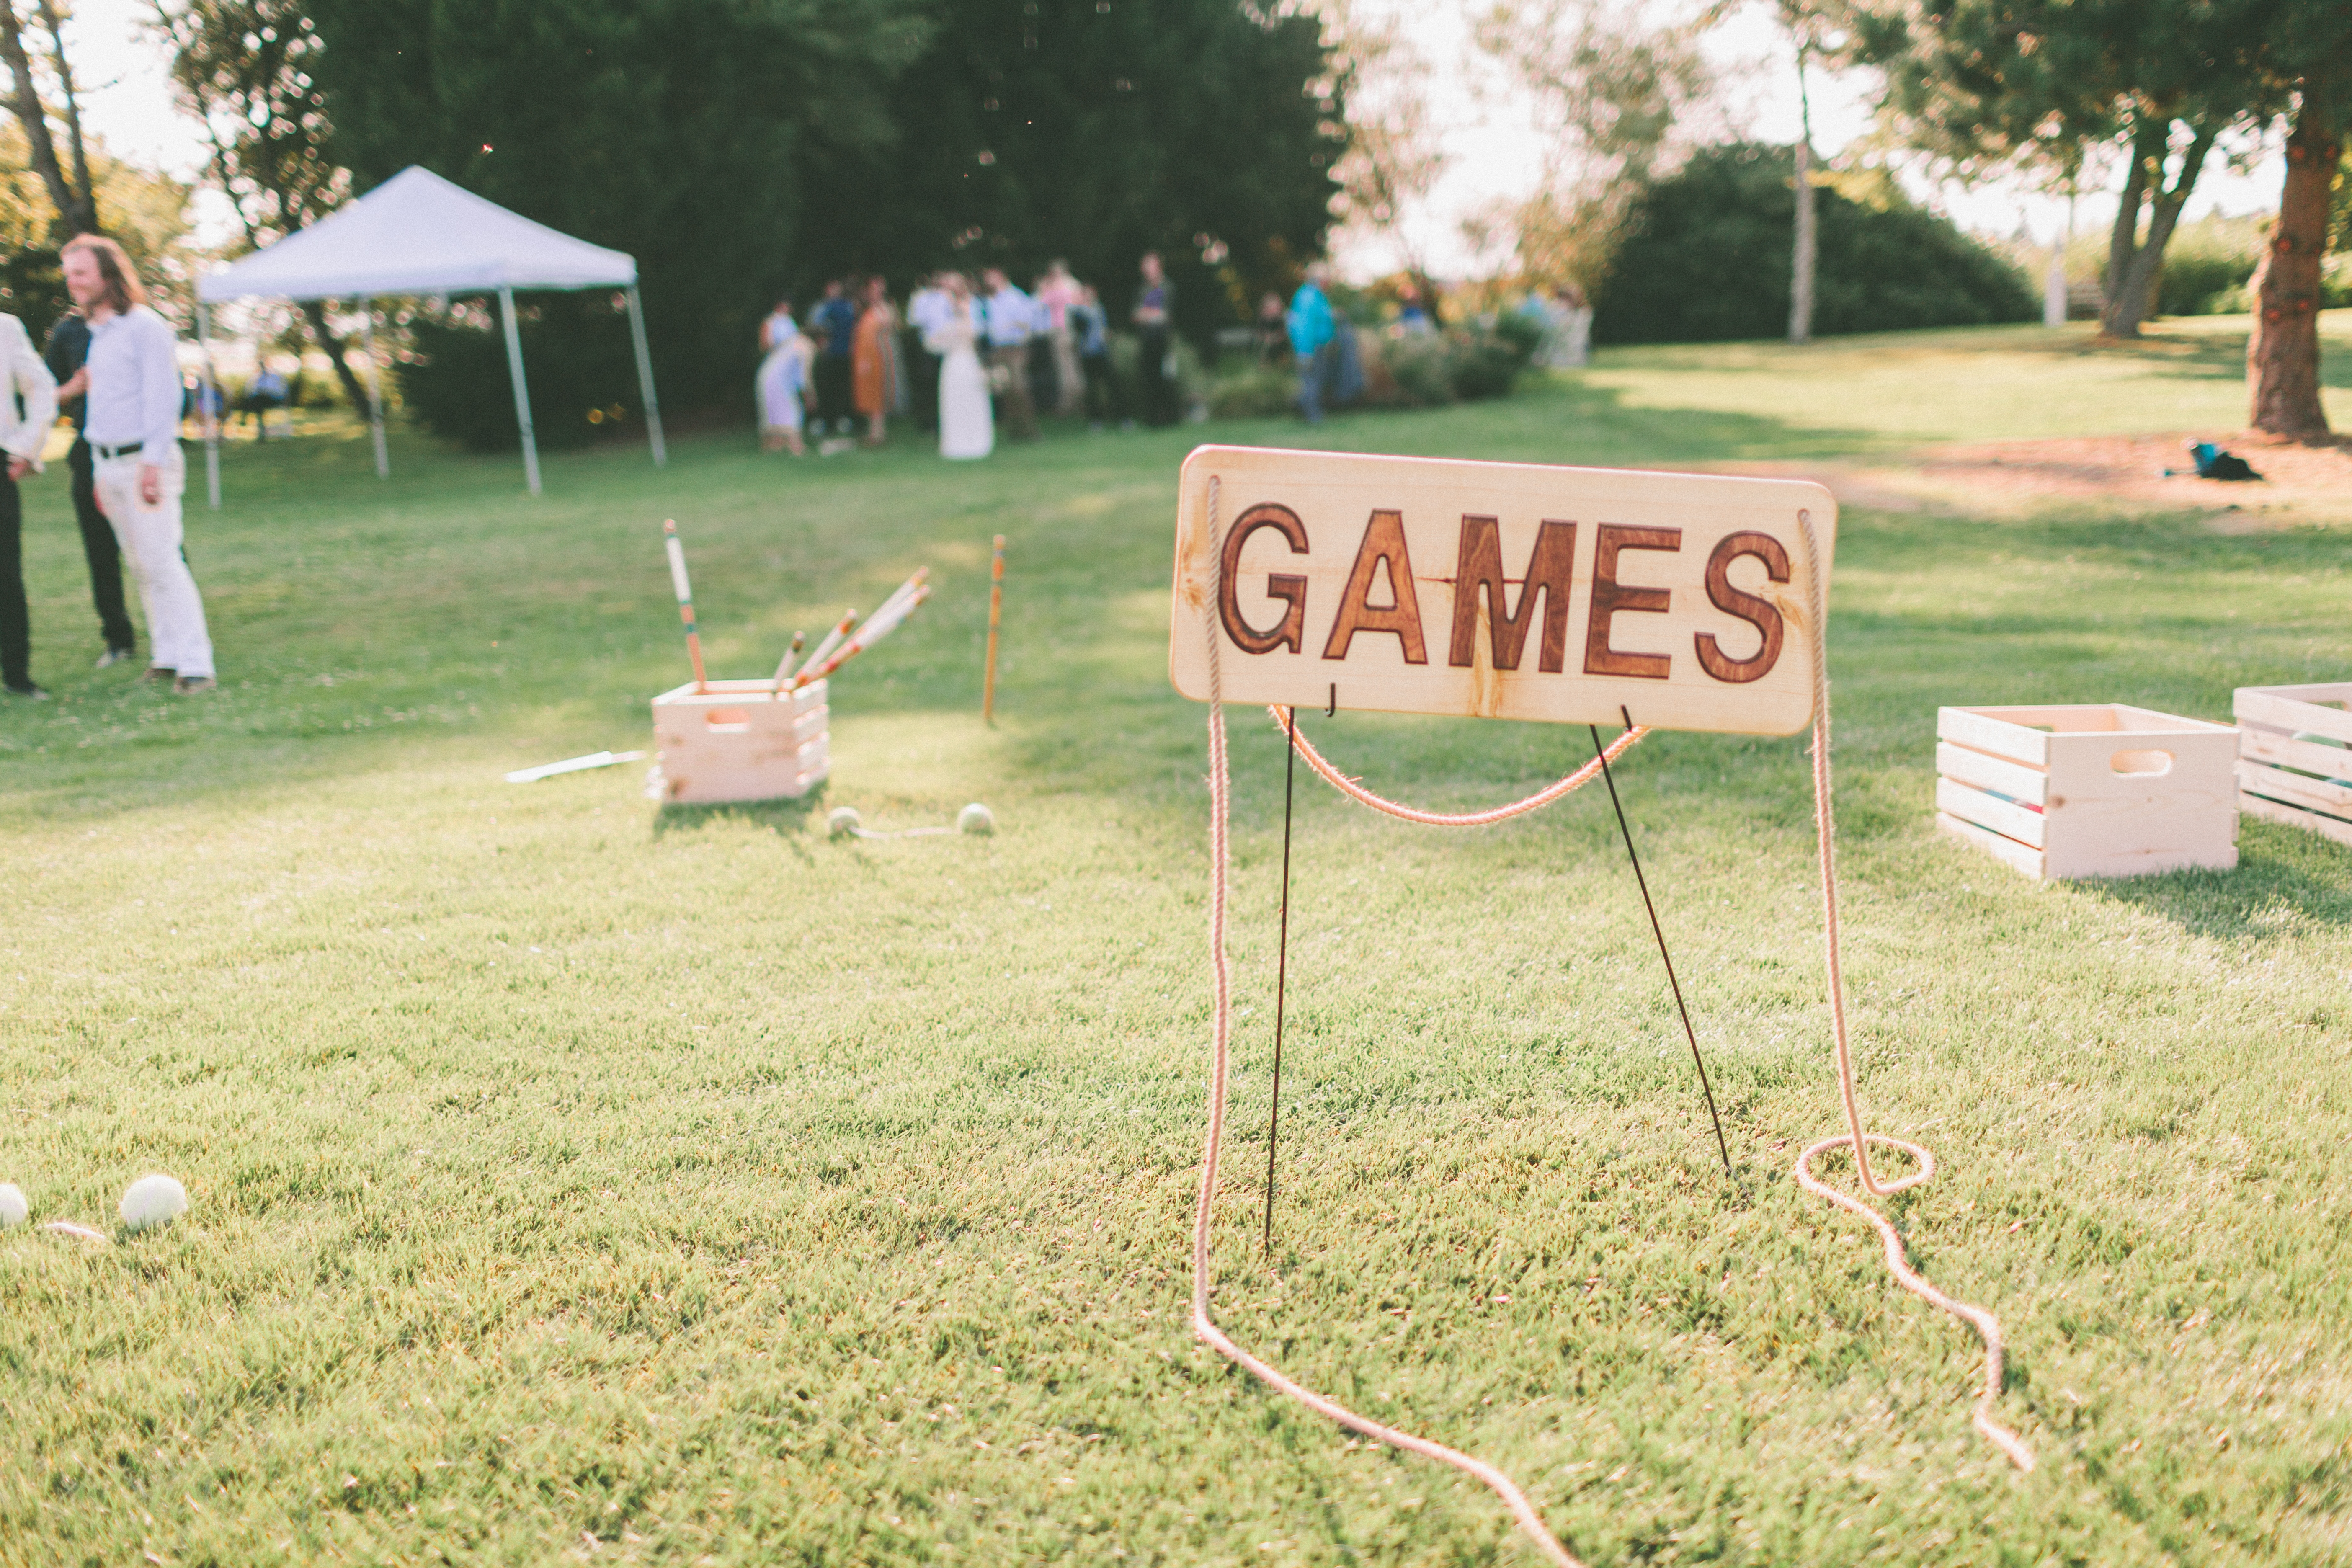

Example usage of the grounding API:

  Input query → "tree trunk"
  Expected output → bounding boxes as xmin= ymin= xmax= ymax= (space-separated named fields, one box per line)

xmin=2099 ymin=123 xmax=2159 ymax=337
xmin=34 ymin=0 xmax=95 ymax=227
xmin=1790 ymin=137 xmax=1815 ymax=343
xmin=299 ymin=299 xmax=377 ymax=414
xmin=2247 ymin=87 xmax=2340 ymax=438
xmin=1790 ymin=46 xmax=1815 ymax=345
xmin=0 ymin=2 xmax=93 ymax=237
xmin=2101 ymin=119 xmax=2217 ymax=339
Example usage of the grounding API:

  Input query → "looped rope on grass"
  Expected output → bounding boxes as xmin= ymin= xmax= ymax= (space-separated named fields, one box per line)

xmin=1793 ymin=506 xmax=2033 ymax=1473
xmin=1271 ymin=706 xmax=1647 ymax=825
xmin=1191 ymin=475 xmax=1589 ymax=1568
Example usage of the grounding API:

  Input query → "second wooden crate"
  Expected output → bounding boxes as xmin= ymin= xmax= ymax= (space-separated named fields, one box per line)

xmin=2233 ymin=681 xmax=2352 ymax=848
xmin=1935 ymin=704 xmax=2239 ymax=880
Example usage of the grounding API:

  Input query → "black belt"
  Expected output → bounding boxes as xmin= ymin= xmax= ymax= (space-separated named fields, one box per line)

xmin=90 ymin=441 xmax=168 ymax=461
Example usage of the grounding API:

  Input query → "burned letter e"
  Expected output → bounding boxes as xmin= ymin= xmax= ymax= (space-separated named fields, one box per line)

xmin=1582 ymin=524 xmax=1682 ymax=679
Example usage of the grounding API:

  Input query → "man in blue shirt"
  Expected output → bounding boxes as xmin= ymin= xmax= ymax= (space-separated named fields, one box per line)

xmin=1287 ymin=263 xmax=1339 ymax=423
xmin=812 ymin=280 xmax=859 ymax=437
xmin=980 ymin=269 xmax=1038 ymax=441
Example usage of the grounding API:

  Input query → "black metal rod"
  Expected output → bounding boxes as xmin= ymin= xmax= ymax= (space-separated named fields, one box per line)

xmin=1264 ymin=706 xmax=1300 ymax=1253
xmin=1591 ymin=714 xmax=1732 ymax=1175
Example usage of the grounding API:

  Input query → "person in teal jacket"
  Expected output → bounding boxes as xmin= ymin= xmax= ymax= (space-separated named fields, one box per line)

xmin=1287 ymin=263 xmax=1338 ymax=423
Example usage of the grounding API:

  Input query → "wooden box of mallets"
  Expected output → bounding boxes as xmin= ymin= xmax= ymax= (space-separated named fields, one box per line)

xmin=649 ymin=679 xmax=830 ymax=805
xmin=1935 ymin=704 xmax=2239 ymax=880
xmin=2233 ymin=682 xmax=2352 ymax=849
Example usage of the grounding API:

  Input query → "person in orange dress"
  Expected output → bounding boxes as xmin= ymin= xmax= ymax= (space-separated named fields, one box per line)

xmin=851 ymin=276 xmax=899 ymax=446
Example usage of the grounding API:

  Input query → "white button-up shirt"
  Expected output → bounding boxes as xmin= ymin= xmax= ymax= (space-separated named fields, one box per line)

xmin=83 ymin=305 xmax=183 ymax=463
xmin=982 ymin=285 xmax=1035 ymax=347
xmin=0 ymin=315 xmax=57 ymax=467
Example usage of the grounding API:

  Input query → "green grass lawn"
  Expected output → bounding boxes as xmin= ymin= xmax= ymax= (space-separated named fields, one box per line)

xmin=3 ymin=317 xmax=2348 ymax=1567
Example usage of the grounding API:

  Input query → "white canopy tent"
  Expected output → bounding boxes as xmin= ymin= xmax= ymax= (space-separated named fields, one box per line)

xmin=194 ymin=165 xmax=666 ymax=501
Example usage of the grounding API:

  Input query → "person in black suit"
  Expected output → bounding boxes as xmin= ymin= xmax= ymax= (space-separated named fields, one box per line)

xmin=44 ymin=310 xmax=138 ymax=667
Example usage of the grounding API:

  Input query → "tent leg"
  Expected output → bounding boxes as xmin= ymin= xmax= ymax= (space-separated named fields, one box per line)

xmin=498 ymin=285 xmax=541 ymax=496
xmin=362 ymin=298 xmax=389 ymax=479
xmin=626 ymin=284 xmax=666 ymax=467
xmin=197 ymin=303 xmax=222 ymax=510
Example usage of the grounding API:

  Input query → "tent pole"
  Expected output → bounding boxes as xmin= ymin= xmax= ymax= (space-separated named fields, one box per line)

xmin=625 ymin=284 xmax=666 ymax=467
xmin=197 ymin=302 xmax=221 ymax=510
xmin=498 ymin=285 xmax=541 ymax=495
xmin=361 ymin=298 xmax=389 ymax=479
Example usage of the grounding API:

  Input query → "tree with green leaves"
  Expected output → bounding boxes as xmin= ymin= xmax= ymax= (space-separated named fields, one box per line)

xmin=0 ymin=0 xmax=98 ymax=236
xmin=305 ymin=0 xmax=934 ymax=420
xmin=1473 ymin=0 xmax=1725 ymax=290
xmin=150 ymin=0 xmax=374 ymax=409
xmin=1844 ymin=0 xmax=2281 ymax=339
xmin=795 ymin=0 xmax=1342 ymax=345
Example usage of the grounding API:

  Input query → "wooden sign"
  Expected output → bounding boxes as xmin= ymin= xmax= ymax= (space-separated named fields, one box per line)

xmin=1169 ymin=445 xmax=1837 ymax=737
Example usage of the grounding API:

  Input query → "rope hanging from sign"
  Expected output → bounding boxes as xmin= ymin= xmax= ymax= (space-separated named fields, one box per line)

xmin=1193 ymin=476 xmax=1590 ymax=1568
xmin=1188 ymin=485 xmax=2029 ymax=1568
xmin=1269 ymin=706 xmax=1647 ymax=824
xmin=1789 ymin=508 xmax=2035 ymax=1474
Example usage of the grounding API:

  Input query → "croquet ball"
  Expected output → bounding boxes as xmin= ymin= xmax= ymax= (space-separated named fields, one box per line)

xmin=827 ymin=806 xmax=862 ymax=839
xmin=0 ymin=1183 xmax=26 ymax=1228
xmin=958 ymin=802 xmax=995 ymax=836
xmin=119 ymin=1174 xmax=187 ymax=1234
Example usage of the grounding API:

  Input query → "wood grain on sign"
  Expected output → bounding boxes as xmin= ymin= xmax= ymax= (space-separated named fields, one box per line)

xmin=1168 ymin=445 xmax=1836 ymax=736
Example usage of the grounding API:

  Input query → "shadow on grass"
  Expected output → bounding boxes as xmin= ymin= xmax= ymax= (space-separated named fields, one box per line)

xmin=2076 ymin=822 xmax=2352 ymax=937
xmin=652 ymin=785 xmax=827 ymax=843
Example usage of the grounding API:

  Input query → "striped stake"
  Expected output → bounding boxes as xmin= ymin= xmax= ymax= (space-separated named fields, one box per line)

xmin=983 ymin=535 xmax=1005 ymax=724
xmin=797 ymin=610 xmax=858 ymax=689
xmin=661 ymin=518 xmax=707 ymax=692
xmin=771 ymin=631 xmax=806 ymax=696
xmin=798 ymin=584 xmax=931 ymax=686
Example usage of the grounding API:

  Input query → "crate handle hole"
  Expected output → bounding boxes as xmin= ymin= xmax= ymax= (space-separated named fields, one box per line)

xmin=2110 ymin=748 xmax=2172 ymax=776
xmin=705 ymin=708 xmax=750 ymax=732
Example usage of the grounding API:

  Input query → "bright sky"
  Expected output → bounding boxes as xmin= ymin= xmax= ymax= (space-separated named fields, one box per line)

xmin=67 ymin=0 xmax=2287 ymax=279
xmin=1326 ymin=0 xmax=2289 ymax=282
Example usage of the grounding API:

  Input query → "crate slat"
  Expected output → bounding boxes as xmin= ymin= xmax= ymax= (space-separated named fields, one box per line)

xmin=2235 ymin=688 xmax=2352 ymax=745
xmin=2237 ymin=726 xmax=2352 ymax=783
xmin=1935 ymin=741 xmax=2049 ymax=806
xmin=1937 ymin=706 xmax=2049 ymax=767
xmin=1936 ymin=812 xmax=2044 ymax=879
xmin=2240 ymin=789 xmax=2352 ymax=848
xmin=1936 ymin=776 xmax=2047 ymax=848
xmin=2238 ymin=758 xmax=2352 ymax=818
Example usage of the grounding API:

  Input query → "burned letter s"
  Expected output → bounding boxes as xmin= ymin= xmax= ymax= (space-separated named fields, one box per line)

xmin=1219 ymin=503 xmax=1310 ymax=655
xmin=1693 ymin=531 xmax=1790 ymax=683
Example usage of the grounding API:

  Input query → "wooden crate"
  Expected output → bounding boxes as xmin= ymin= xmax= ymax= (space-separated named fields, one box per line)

xmin=649 ymin=679 xmax=829 ymax=805
xmin=2233 ymin=682 xmax=2352 ymax=849
xmin=1934 ymin=704 xmax=2239 ymax=880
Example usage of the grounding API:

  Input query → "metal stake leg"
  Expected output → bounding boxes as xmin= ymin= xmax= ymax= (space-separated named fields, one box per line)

xmin=1591 ymin=714 xmax=1733 ymax=1175
xmin=1263 ymin=705 xmax=1300 ymax=1253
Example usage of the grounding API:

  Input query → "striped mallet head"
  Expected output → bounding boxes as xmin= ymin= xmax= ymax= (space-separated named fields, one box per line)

xmin=661 ymin=518 xmax=707 ymax=691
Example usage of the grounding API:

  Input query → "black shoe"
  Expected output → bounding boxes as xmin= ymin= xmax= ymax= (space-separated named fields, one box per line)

xmin=5 ymin=681 xmax=48 ymax=700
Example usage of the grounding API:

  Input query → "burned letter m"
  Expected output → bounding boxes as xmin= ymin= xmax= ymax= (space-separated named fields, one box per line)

xmin=1447 ymin=516 xmax=1576 ymax=673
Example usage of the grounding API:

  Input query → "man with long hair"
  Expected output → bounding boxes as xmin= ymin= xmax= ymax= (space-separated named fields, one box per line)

xmin=62 ymin=234 xmax=215 ymax=694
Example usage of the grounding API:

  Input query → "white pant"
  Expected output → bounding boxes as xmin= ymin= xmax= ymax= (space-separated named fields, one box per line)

xmin=94 ymin=448 xmax=214 ymax=680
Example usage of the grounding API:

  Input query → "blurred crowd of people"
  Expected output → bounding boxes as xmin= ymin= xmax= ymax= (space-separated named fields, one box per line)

xmin=755 ymin=253 xmax=1184 ymax=461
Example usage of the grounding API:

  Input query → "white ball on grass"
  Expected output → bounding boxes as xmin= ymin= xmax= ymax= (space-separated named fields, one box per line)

xmin=827 ymin=805 xmax=862 ymax=839
xmin=0 ymin=1183 xmax=26 ymax=1228
xmin=119 ymin=1174 xmax=187 ymax=1233
xmin=957 ymin=802 xmax=995 ymax=836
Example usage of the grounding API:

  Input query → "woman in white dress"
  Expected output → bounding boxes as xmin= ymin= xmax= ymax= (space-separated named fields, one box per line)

xmin=756 ymin=298 xmax=809 ymax=454
xmin=926 ymin=274 xmax=993 ymax=460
